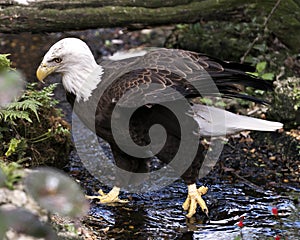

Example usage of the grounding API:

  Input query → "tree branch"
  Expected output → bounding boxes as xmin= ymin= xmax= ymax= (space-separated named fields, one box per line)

xmin=0 ymin=0 xmax=299 ymax=52
xmin=241 ymin=0 xmax=282 ymax=63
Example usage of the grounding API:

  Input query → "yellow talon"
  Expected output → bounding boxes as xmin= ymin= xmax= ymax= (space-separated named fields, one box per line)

xmin=198 ymin=186 xmax=208 ymax=195
xmin=182 ymin=196 xmax=191 ymax=211
xmin=86 ymin=186 xmax=129 ymax=204
xmin=197 ymin=186 xmax=208 ymax=213
xmin=182 ymin=184 xmax=209 ymax=218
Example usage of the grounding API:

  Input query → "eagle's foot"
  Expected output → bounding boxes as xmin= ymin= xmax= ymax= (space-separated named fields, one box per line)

xmin=182 ymin=184 xmax=208 ymax=218
xmin=85 ymin=186 xmax=129 ymax=204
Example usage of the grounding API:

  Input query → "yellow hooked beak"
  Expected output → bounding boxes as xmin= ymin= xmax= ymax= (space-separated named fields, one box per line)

xmin=36 ymin=63 xmax=58 ymax=83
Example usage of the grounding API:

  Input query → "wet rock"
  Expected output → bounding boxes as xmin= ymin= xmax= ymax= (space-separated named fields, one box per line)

xmin=0 ymin=188 xmax=9 ymax=203
xmin=11 ymin=190 xmax=27 ymax=207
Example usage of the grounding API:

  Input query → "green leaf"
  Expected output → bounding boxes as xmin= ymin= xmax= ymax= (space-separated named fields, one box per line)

xmin=256 ymin=61 xmax=267 ymax=73
xmin=0 ymin=54 xmax=11 ymax=72
xmin=200 ymin=97 xmax=213 ymax=105
xmin=5 ymin=138 xmax=21 ymax=157
xmin=261 ymin=72 xmax=275 ymax=80
xmin=253 ymin=43 xmax=266 ymax=52
xmin=233 ymin=236 xmax=242 ymax=240
xmin=247 ymin=72 xmax=259 ymax=77
xmin=215 ymin=101 xmax=227 ymax=107
xmin=254 ymin=89 xmax=265 ymax=95
xmin=244 ymin=56 xmax=258 ymax=65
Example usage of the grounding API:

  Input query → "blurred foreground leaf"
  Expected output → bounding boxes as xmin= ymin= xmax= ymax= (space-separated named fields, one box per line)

xmin=0 ymin=54 xmax=11 ymax=72
xmin=25 ymin=168 xmax=89 ymax=218
xmin=0 ymin=54 xmax=25 ymax=108
xmin=0 ymin=168 xmax=5 ymax=187
xmin=0 ymin=209 xmax=8 ymax=240
xmin=0 ymin=208 xmax=57 ymax=240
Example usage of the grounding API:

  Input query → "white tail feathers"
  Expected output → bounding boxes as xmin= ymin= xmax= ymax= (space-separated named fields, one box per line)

xmin=192 ymin=104 xmax=283 ymax=137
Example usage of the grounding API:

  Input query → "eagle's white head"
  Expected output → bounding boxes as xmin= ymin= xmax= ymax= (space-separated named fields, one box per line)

xmin=37 ymin=38 xmax=103 ymax=101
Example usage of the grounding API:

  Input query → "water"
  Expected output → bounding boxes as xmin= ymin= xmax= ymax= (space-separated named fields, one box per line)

xmin=69 ymin=116 xmax=299 ymax=239
xmin=81 ymin=179 xmax=299 ymax=239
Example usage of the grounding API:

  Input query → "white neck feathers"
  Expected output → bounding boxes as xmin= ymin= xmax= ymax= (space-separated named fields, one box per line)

xmin=62 ymin=63 xmax=103 ymax=102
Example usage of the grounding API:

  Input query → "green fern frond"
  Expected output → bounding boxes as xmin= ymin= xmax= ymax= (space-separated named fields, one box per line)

xmin=22 ymin=83 xmax=59 ymax=108
xmin=0 ymin=109 xmax=32 ymax=122
xmin=6 ymin=99 xmax=42 ymax=121
xmin=0 ymin=83 xmax=60 ymax=124
xmin=24 ymin=83 xmax=57 ymax=99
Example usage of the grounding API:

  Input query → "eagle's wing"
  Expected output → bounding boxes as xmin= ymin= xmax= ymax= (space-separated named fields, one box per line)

xmin=143 ymin=49 xmax=273 ymax=101
xmin=101 ymin=68 xmax=199 ymax=108
xmin=99 ymin=48 xmax=272 ymax=108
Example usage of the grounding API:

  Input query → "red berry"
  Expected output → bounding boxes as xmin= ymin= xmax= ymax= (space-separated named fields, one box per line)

xmin=272 ymin=207 xmax=278 ymax=216
xmin=237 ymin=220 xmax=244 ymax=228
xmin=274 ymin=235 xmax=280 ymax=240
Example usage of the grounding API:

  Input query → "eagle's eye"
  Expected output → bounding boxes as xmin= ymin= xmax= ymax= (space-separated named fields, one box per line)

xmin=53 ymin=57 xmax=62 ymax=63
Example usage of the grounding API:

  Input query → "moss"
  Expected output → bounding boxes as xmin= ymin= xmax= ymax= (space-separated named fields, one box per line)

xmin=268 ymin=77 xmax=300 ymax=128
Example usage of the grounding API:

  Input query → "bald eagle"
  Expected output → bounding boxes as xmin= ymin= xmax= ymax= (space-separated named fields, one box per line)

xmin=37 ymin=38 xmax=282 ymax=218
